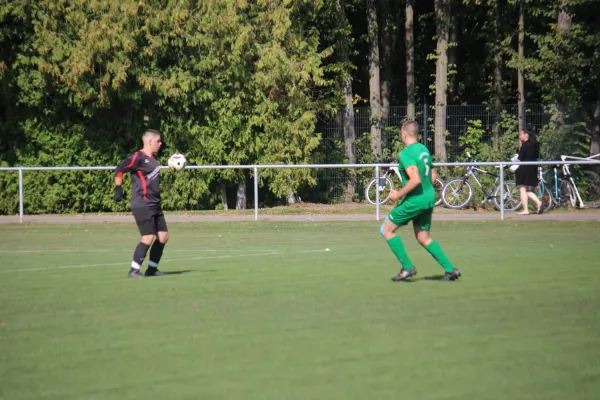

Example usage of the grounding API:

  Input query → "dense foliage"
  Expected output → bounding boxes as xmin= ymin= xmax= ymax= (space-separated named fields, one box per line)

xmin=1 ymin=0 xmax=599 ymax=214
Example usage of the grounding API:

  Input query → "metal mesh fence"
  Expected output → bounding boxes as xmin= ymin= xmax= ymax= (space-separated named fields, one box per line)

xmin=317 ymin=103 xmax=546 ymax=158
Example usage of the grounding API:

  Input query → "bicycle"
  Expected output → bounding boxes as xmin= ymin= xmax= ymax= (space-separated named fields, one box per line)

xmin=555 ymin=154 xmax=590 ymax=208
xmin=441 ymin=152 xmax=520 ymax=211
xmin=541 ymin=162 xmax=580 ymax=209
xmin=364 ymin=165 xmax=445 ymax=206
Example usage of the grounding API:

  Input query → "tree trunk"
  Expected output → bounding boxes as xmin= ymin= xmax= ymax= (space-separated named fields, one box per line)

xmin=367 ymin=0 xmax=382 ymax=161
xmin=405 ymin=0 xmax=415 ymax=119
xmin=448 ymin=12 xmax=459 ymax=103
xmin=334 ymin=82 xmax=344 ymax=141
xmin=380 ymin=0 xmax=393 ymax=123
xmin=434 ymin=0 xmax=450 ymax=162
xmin=518 ymin=0 xmax=526 ymax=130
xmin=235 ymin=176 xmax=247 ymax=210
xmin=287 ymin=192 xmax=298 ymax=206
xmin=492 ymin=0 xmax=504 ymax=150
xmin=343 ymin=78 xmax=357 ymax=202
xmin=220 ymin=181 xmax=228 ymax=210
xmin=335 ymin=0 xmax=357 ymax=202
xmin=592 ymin=83 xmax=600 ymax=155
xmin=553 ymin=1 xmax=572 ymax=128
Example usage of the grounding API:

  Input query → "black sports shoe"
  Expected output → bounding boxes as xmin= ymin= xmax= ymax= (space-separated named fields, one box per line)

xmin=440 ymin=268 xmax=461 ymax=281
xmin=128 ymin=268 xmax=144 ymax=278
xmin=391 ymin=267 xmax=417 ymax=282
xmin=144 ymin=267 xmax=164 ymax=277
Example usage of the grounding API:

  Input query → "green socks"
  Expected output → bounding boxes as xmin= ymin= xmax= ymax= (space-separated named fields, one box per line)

xmin=386 ymin=237 xmax=455 ymax=273
xmin=386 ymin=236 xmax=414 ymax=270
xmin=425 ymin=240 xmax=455 ymax=273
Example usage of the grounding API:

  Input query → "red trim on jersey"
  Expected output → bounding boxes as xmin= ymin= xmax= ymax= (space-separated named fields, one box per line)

xmin=140 ymin=149 xmax=155 ymax=159
xmin=116 ymin=172 xmax=124 ymax=179
xmin=137 ymin=170 xmax=147 ymax=199
xmin=126 ymin=151 xmax=139 ymax=169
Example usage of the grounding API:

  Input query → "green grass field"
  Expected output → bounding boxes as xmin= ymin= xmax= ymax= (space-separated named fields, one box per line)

xmin=1 ymin=220 xmax=599 ymax=400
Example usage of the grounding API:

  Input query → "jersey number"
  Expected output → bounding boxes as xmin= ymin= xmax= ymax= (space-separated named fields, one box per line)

xmin=423 ymin=157 xmax=430 ymax=176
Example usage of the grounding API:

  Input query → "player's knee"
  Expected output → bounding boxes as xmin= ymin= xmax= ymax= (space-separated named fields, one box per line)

xmin=380 ymin=218 xmax=396 ymax=240
xmin=415 ymin=232 xmax=432 ymax=247
xmin=140 ymin=235 xmax=154 ymax=245
xmin=158 ymin=231 xmax=169 ymax=244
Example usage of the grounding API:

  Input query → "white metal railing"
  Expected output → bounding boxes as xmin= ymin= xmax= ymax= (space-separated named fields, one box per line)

xmin=1 ymin=159 xmax=600 ymax=223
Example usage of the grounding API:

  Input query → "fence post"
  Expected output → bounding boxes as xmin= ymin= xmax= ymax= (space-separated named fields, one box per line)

xmin=253 ymin=167 xmax=259 ymax=221
xmin=499 ymin=164 xmax=505 ymax=221
xmin=375 ymin=165 xmax=380 ymax=221
xmin=18 ymin=168 xmax=24 ymax=223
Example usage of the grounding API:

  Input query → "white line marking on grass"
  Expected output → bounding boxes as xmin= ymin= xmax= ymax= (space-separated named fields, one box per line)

xmin=0 ymin=249 xmax=330 ymax=273
xmin=0 ymin=248 xmax=285 ymax=255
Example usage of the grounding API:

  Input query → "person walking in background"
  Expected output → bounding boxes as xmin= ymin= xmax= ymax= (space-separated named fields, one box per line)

xmin=515 ymin=129 xmax=542 ymax=215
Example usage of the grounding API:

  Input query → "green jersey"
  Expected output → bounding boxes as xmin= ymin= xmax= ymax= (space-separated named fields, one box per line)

xmin=398 ymin=143 xmax=435 ymax=207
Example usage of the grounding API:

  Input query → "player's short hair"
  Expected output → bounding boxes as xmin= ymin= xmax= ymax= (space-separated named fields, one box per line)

xmin=401 ymin=120 xmax=419 ymax=137
xmin=143 ymin=129 xmax=161 ymax=143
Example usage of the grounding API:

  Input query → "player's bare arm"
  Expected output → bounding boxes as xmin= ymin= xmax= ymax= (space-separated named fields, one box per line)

xmin=431 ymin=168 xmax=438 ymax=184
xmin=389 ymin=165 xmax=421 ymax=201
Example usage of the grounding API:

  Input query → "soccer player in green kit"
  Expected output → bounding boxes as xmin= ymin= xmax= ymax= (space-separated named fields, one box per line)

xmin=380 ymin=120 xmax=462 ymax=281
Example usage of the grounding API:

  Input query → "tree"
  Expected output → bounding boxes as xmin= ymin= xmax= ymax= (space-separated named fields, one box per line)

xmin=333 ymin=0 xmax=358 ymax=201
xmin=491 ymin=0 xmax=505 ymax=149
xmin=366 ymin=0 xmax=382 ymax=161
xmin=434 ymin=0 xmax=451 ymax=162
xmin=518 ymin=0 xmax=526 ymax=129
xmin=380 ymin=0 xmax=394 ymax=122
xmin=405 ymin=0 xmax=416 ymax=118
xmin=509 ymin=0 xmax=600 ymax=158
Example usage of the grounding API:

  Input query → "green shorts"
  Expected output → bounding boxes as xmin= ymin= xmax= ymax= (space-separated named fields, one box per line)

xmin=387 ymin=202 xmax=433 ymax=231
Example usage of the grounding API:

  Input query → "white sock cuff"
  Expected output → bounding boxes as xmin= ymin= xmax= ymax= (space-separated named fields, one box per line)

xmin=131 ymin=262 xmax=141 ymax=270
xmin=148 ymin=261 xmax=158 ymax=268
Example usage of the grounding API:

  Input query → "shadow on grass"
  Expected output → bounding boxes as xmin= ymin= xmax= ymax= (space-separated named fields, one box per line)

xmin=393 ymin=275 xmax=457 ymax=282
xmin=419 ymin=275 xmax=446 ymax=281
xmin=158 ymin=269 xmax=198 ymax=276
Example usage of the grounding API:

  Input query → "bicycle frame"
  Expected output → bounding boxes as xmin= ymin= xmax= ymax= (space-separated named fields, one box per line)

xmin=541 ymin=166 xmax=570 ymax=208
xmin=559 ymin=153 xmax=600 ymax=208
xmin=388 ymin=165 xmax=443 ymax=189
xmin=389 ymin=166 xmax=404 ymax=184
xmin=462 ymin=165 xmax=502 ymax=200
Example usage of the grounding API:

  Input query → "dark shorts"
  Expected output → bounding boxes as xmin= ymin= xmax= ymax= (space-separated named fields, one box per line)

xmin=132 ymin=207 xmax=168 ymax=236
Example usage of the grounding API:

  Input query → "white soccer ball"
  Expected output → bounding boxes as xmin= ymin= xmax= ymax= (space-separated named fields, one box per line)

xmin=168 ymin=153 xmax=187 ymax=171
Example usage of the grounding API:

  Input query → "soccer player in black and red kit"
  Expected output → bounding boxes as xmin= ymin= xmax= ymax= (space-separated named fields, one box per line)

xmin=114 ymin=129 xmax=168 ymax=278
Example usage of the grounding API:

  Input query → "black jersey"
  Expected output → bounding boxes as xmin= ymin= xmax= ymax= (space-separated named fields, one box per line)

xmin=115 ymin=150 xmax=162 ymax=209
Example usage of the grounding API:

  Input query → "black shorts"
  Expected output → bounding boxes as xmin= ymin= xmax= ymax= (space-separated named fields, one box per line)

xmin=132 ymin=207 xmax=168 ymax=236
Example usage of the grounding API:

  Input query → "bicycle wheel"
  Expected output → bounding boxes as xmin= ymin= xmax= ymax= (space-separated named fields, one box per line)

xmin=364 ymin=176 xmax=394 ymax=205
xmin=442 ymin=178 xmax=473 ymax=209
xmin=524 ymin=185 xmax=554 ymax=213
xmin=560 ymin=180 xmax=577 ymax=208
xmin=492 ymin=180 xmax=520 ymax=211
xmin=434 ymin=178 xmax=444 ymax=207
xmin=548 ymin=179 xmax=567 ymax=208
xmin=541 ymin=185 xmax=554 ymax=212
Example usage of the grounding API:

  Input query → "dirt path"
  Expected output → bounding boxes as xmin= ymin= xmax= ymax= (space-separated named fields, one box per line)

xmin=1 ymin=211 xmax=599 ymax=224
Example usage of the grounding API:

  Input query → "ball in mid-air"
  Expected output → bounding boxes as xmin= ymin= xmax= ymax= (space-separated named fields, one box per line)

xmin=168 ymin=153 xmax=187 ymax=171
